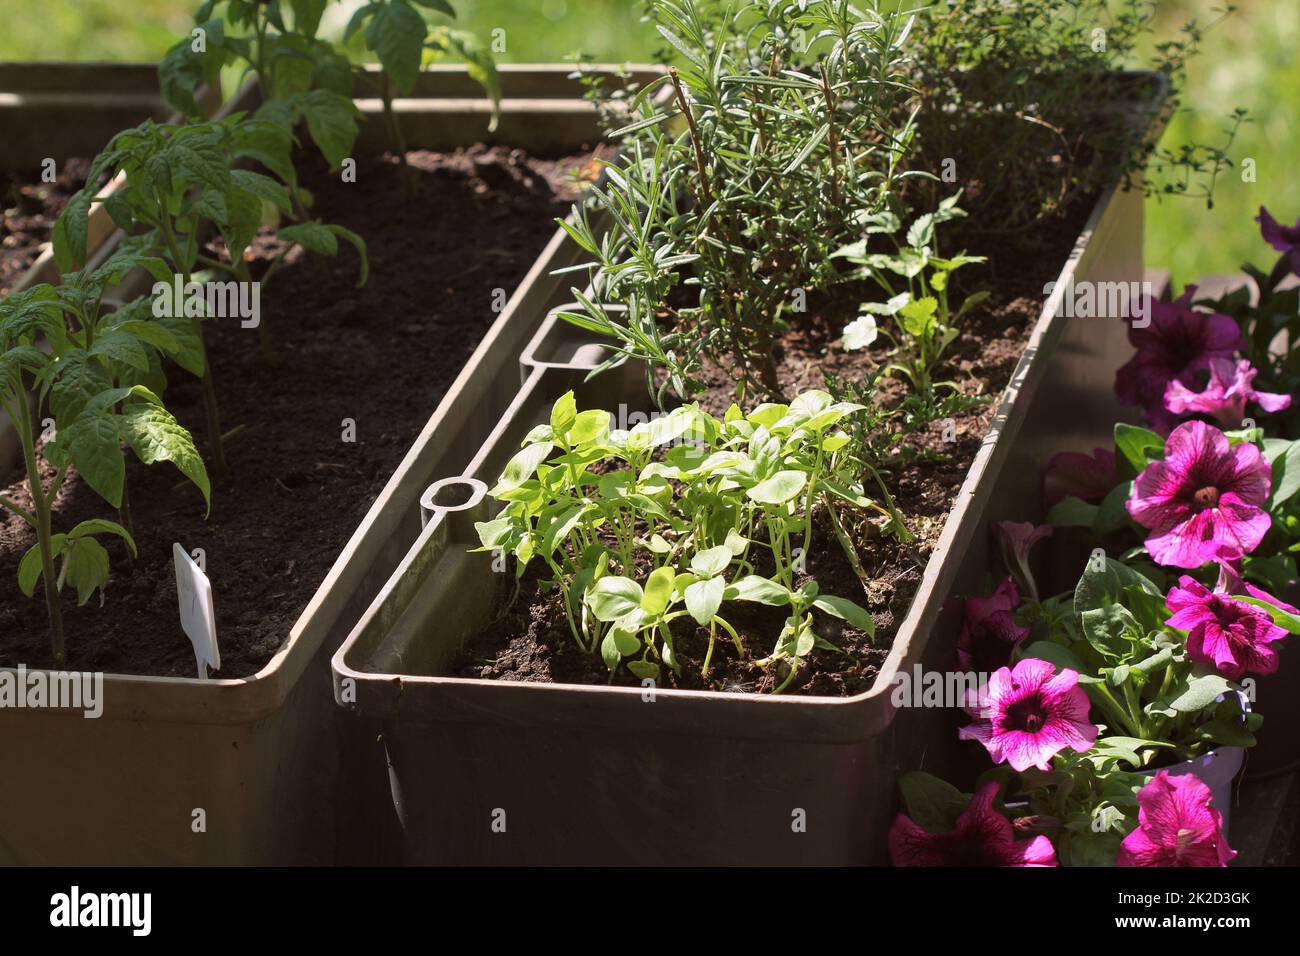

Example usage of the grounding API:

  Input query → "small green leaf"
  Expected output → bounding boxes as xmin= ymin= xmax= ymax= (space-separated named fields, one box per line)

xmin=121 ymin=393 xmax=211 ymax=511
xmin=366 ymin=0 xmax=427 ymax=96
xmin=724 ymin=576 xmax=791 ymax=606
xmin=18 ymin=543 xmax=46 ymax=597
xmin=601 ymin=625 xmax=640 ymax=670
xmin=62 ymin=534 xmax=111 ymax=606
xmin=641 ymin=566 xmax=675 ymax=617
xmin=298 ymin=89 xmax=360 ymax=170
xmin=746 ymin=470 xmax=807 ymax=506
xmin=492 ymin=442 xmax=553 ymax=495
xmin=812 ymin=594 xmax=875 ymax=634
xmin=690 ymin=545 xmax=733 ymax=578
xmin=588 ymin=576 xmax=643 ymax=622
xmin=685 ymin=576 xmax=724 ymax=626
xmin=1114 ymin=423 xmax=1164 ymax=475
xmin=550 ymin=391 xmax=578 ymax=437
xmin=1168 ymin=674 xmax=1234 ymax=713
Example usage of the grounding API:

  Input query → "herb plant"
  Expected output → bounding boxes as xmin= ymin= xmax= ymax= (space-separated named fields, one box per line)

xmin=1 ymin=282 xmax=210 ymax=666
xmin=474 ymin=389 xmax=880 ymax=691
xmin=906 ymin=0 xmax=1245 ymax=232
xmin=833 ymin=193 xmax=989 ymax=396
xmin=557 ymin=0 xmax=921 ymax=402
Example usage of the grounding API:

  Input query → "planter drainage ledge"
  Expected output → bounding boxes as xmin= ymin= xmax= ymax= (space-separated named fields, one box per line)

xmin=0 ymin=65 xmax=658 ymax=866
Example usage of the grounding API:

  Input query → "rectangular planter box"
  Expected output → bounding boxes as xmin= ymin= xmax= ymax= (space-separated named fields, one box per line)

xmin=0 ymin=64 xmax=657 ymax=865
xmin=331 ymin=96 xmax=1166 ymax=864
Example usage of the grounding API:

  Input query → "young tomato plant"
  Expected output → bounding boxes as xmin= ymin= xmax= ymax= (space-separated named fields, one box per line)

xmin=345 ymin=0 xmax=501 ymax=172
xmin=474 ymin=389 xmax=882 ymax=692
xmin=53 ymin=115 xmax=368 ymax=472
xmin=834 ymin=194 xmax=989 ymax=397
xmin=1 ymin=283 xmax=210 ymax=666
xmin=161 ymin=0 xmax=362 ymax=171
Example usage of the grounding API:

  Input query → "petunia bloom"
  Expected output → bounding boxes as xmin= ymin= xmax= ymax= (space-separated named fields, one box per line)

xmin=956 ymin=577 xmax=1029 ymax=673
xmin=1117 ymin=770 xmax=1236 ymax=867
xmin=959 ymin=658 xmax=1098 ymax=772
xmin=1165 ymin=575 xmax=1285 ymax=680
xmin=1213 ymin=548 xmax=1300 ymax=614
xmin=1163 ymin=357 xmax=1292 ymax=429
xmin=1114 ymin=287 xmax=1243 ymax=432
xmin=1126 ymin=420 xmax=1272 ymax=569
xmin=1257 ymin=206 xmax=1300 ymax=276
xmin=889 ymin=781 xmax=1058 ymax=867
xmin=1043 ymin=447 xmax=1118 ymax=508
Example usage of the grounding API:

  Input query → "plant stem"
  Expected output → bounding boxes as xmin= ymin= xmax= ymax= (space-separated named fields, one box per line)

xmin=0 ymin=493 xmax=36 ymax=526
xmin=1092 ymin=682 xmax=1142 ymax=738
xmin=161 ymin=218 xmax=227 ymax=474
xmin=820 ymin=63 xmax=842 ymax=213
xmin=118 ymin=474 xmax=135 ymax=556
xmin=380 ymin=72 xmax=413 ymax=193
xmin=17 ymin=397 xmax=64 ymax=666
xmin=237 ymin=260 xmax=279 ymax=365
xmin=668 ymin=68 xmax=713 ymax=207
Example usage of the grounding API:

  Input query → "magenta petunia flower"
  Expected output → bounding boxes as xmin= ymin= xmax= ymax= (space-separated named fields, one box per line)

xmin=1163 ymin=357 xmax=1292 ymax=429
xmin=956 ymin=577 xmax=1029 ymax=672
xmin=1257 ymin=206 xmax=1300 ymax=276
xmin=1126 ymin=420 xmax=1272 ymax=569
xmin=959 ymin=658 xmax=1098 ymax=772
xmin=1043 ymin=447 xmax=1118 ymax=508
xmin=1117 ymin=770 xmax=1236 ymax=867
xmin=1114 ymin=287 xmax=1243 ymax=431
xmin=889 ymin=781 xmax=1058 ymax=867
xmin=1165 ymin=576 xmax=1285 ymax=680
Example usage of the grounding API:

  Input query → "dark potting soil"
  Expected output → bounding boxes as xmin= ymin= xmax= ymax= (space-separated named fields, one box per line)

xmin=0 ymin=144 xmax=604 ymax=677
xmin=0 ymin=159 xmax=90 ymax=296
xmin=453 ymin=192 xmax=1097 ymax=697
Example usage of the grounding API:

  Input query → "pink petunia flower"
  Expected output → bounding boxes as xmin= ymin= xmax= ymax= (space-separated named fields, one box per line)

xmin=1165 ymin=576 xmax=1285 ymax=680
xmin=959 ymin=658 xmax=1098 ymax=772
xmin=1126 ymin=420 xmax=1272 ymax=569
xmin=956 ymin=577 xmax=1029 ymax=673
xmin=1163 ymin=357 xmax=1292 ymax=429
xmin=1043 ymin=447 xmax=1118 ymax=508
xmin=1117 ymin=770 xmax=1236 ymax=867
xmin=1114 ymin=287 xmax=1243 ymax=432
xmin=1257 ymin=206 xmax=1300 ymax=276
xmin=889 ymin=781 xmax=1058 ymax=867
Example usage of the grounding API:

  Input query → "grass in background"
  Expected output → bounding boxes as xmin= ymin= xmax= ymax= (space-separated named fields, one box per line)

xmin=0 ymin=0 xmax=1292 ymax=283
xmin=1148 ymin=0 xmax=1299 ymax=285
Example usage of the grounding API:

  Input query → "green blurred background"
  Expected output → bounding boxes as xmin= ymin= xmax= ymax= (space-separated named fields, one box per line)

xmin=2 ymin=0 xmax=1293 ymax=284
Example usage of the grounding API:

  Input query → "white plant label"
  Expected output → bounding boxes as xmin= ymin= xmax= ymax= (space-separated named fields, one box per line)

xmin=173 ymin=543 xmax=219 ymax=679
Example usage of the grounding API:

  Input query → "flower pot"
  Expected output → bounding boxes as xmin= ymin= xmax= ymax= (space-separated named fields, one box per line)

xmin=0 ymin=65 xmax=656 ymax=865
xmin=331 ymin=86 xmax=1168 ymax=863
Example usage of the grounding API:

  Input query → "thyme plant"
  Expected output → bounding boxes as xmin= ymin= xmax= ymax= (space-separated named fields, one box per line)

xmin=907 ymin=0 xmax=1246 ymax=232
